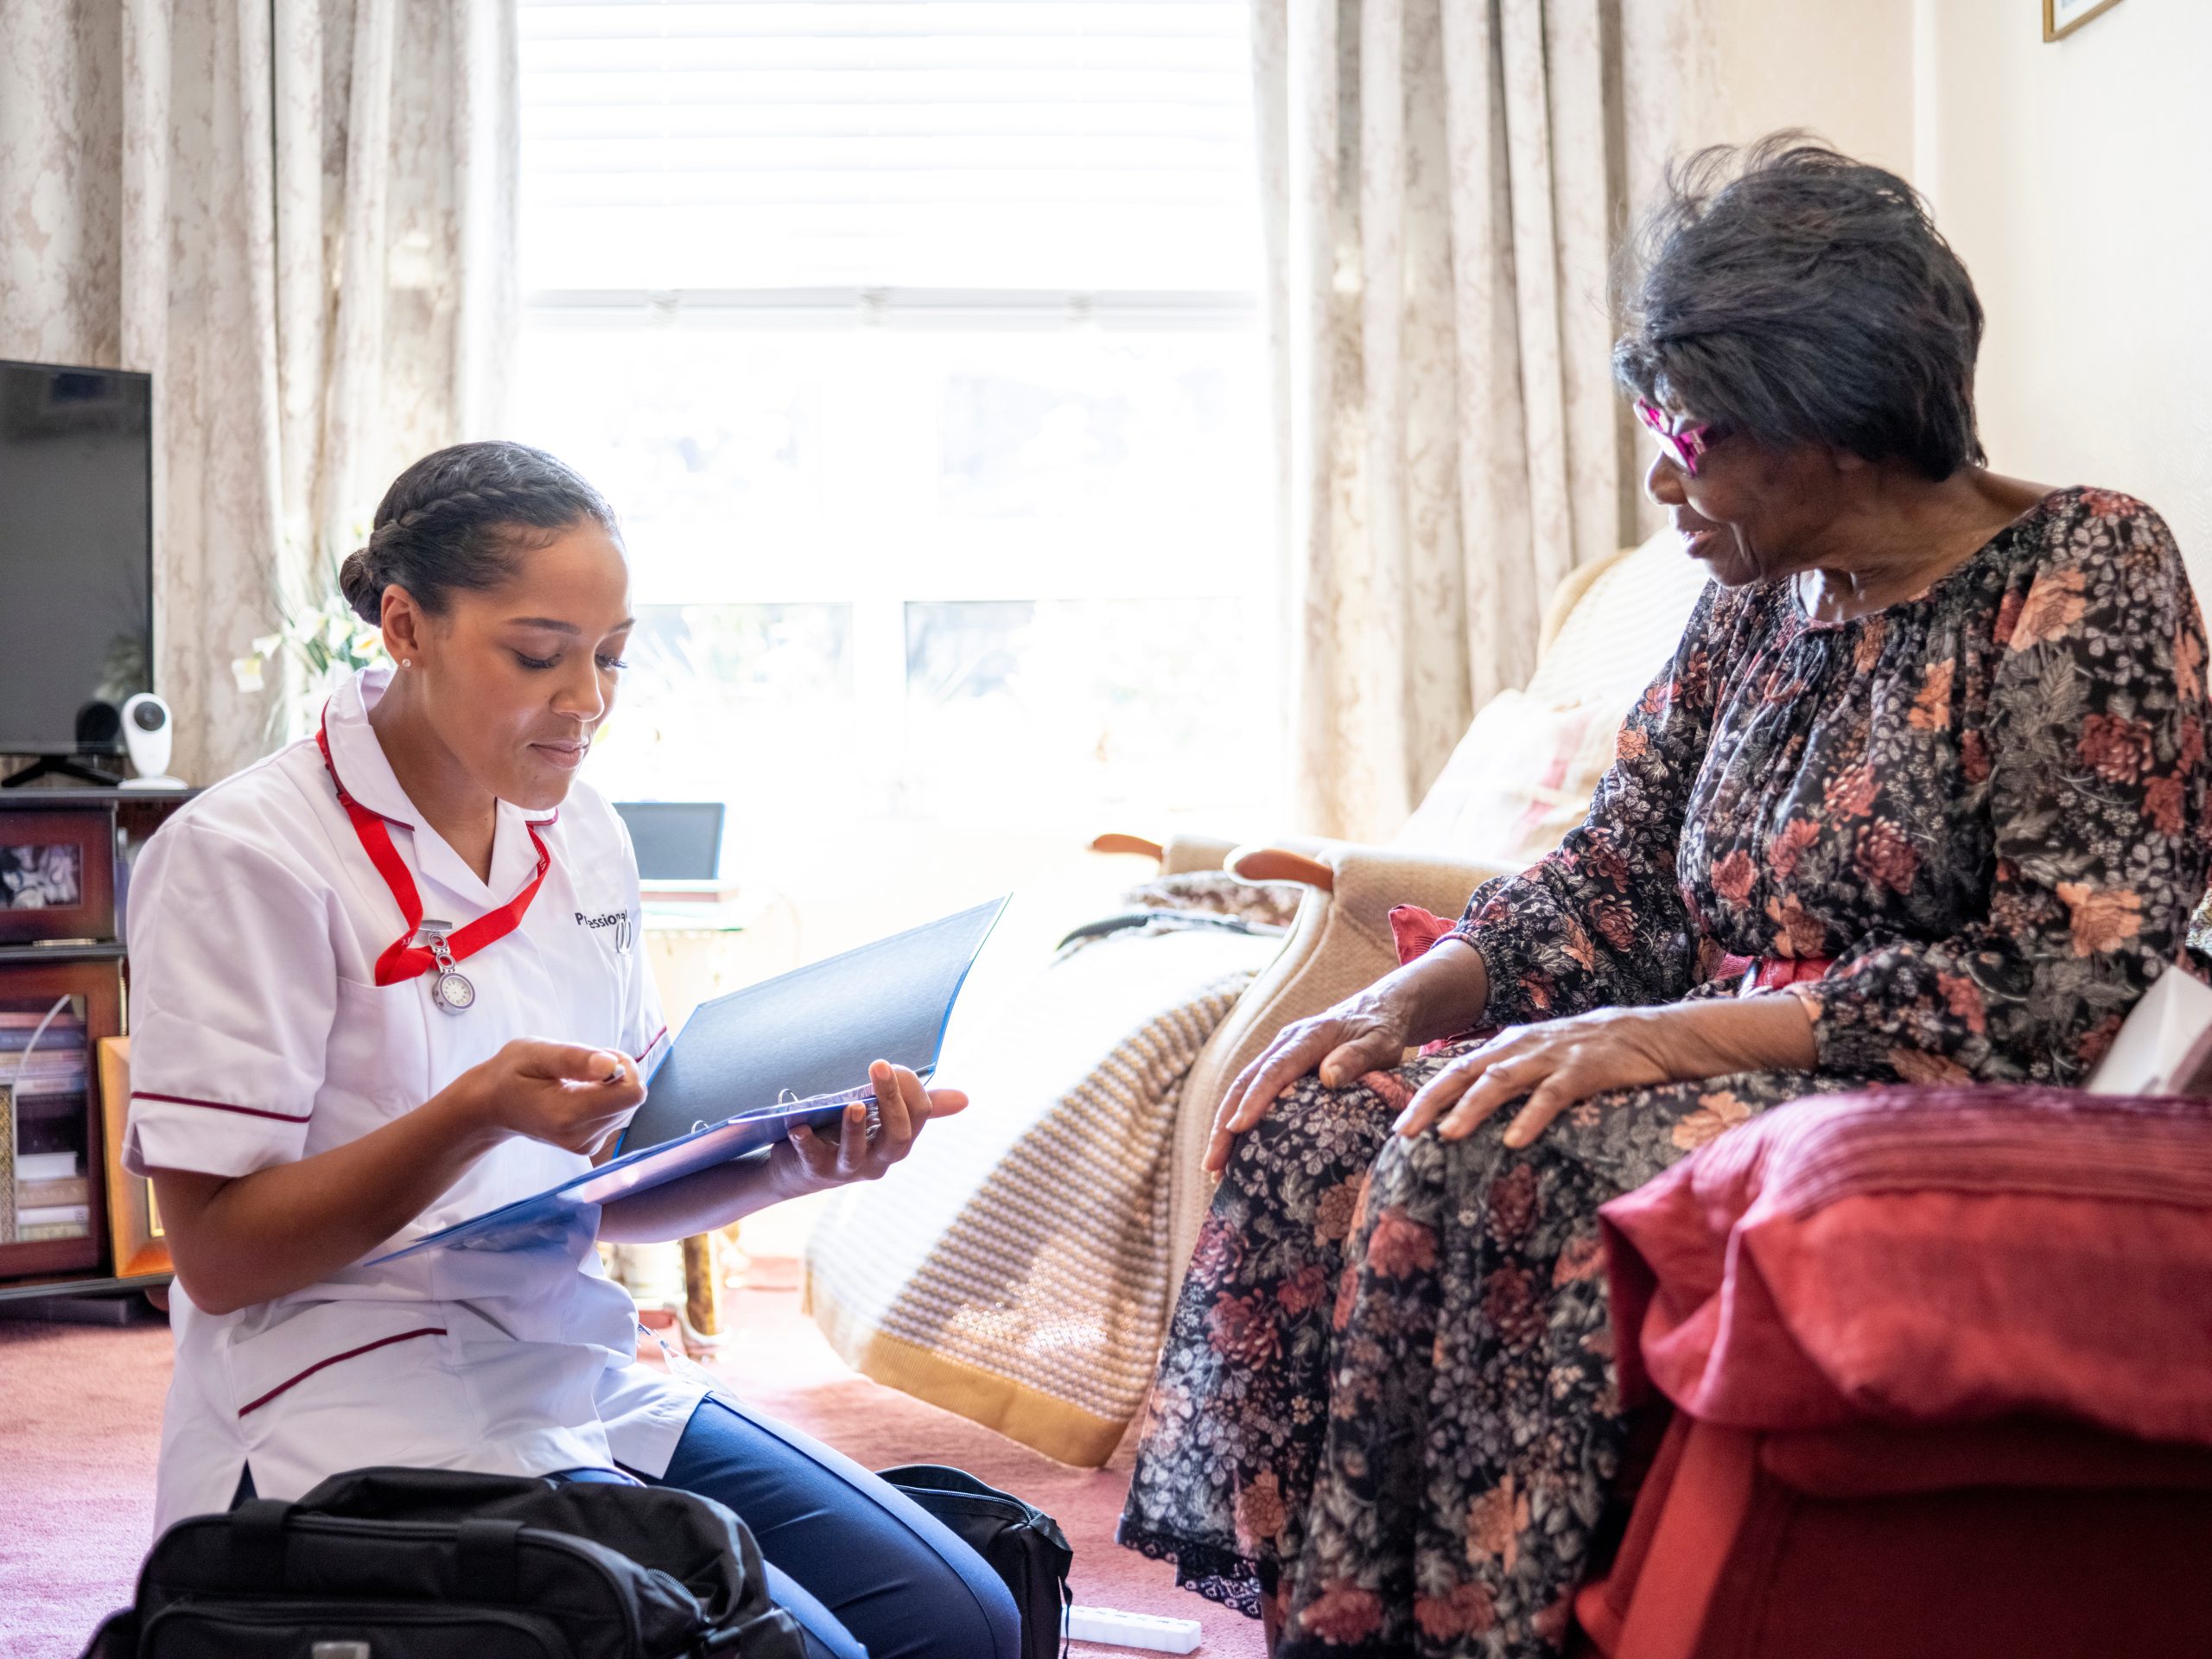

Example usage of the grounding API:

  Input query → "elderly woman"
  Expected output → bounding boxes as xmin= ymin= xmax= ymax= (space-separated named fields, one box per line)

xmin=1117 ymin=139 xmax=2211 ymax=1656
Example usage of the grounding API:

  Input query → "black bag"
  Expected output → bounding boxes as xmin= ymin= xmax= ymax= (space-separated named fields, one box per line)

xmin=878 ymin=1464 xmax=1072 ymax=1659
xmin=78 ymin=1465 xmax=807 ymax=1659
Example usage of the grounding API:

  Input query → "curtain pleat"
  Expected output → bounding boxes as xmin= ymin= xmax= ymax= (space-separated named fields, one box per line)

xmin=1258 ymin=0 xmax=1704 ymax=839
xmin=0 ymin=0 xmax=518 ymax=783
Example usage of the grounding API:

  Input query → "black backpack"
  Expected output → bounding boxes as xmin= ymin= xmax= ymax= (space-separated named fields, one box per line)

xmin=78 ymin=1466 xmax=808 ymax=1659
xmin=879 ymin=1465 xmax=1073 ymax=1659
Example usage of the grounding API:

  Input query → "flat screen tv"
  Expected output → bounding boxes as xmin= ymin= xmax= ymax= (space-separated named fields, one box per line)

xmin=0 ymin=359 xmax=155 ymax=757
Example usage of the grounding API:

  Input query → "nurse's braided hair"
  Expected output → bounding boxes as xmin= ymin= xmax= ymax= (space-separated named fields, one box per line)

xmin=338 ymin=441 xmax=617 ymax=626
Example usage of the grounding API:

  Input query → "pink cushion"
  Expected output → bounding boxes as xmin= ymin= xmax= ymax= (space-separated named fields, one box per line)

xmin=1395 ymin=692 xmax=1624 ymax=868
xmin=1600 ymin=1086 xmax=2212 ymax=1446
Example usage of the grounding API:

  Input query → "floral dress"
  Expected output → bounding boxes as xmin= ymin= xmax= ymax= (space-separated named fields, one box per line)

xmin=1119 ymin=488 xmax=2212 ymax=1656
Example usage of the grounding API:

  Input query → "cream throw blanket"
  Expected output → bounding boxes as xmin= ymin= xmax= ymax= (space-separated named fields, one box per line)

xmin=803 ymin=918 xmax=1281 ymax=1465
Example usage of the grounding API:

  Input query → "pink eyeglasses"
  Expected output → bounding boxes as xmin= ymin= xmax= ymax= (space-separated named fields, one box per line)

xmin=1636 ymin=399 xmax=1726 ymax=477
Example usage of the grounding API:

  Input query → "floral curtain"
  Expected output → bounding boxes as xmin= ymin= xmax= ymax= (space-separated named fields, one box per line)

xmin=0 ymin=0 xmax=518 ymax=784
xmin=1254 ymin=0 xmax=1711 ymax=839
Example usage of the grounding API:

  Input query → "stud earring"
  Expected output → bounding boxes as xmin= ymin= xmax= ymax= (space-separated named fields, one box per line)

xmin=401 ymin=658 xmax=412 ymax=668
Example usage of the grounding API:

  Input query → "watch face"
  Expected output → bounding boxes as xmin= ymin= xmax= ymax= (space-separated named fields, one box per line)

xmin=435 ymin=970 xmax=476 ymax=1011
xmin=131 ymin=701 xmax=165 ymax=731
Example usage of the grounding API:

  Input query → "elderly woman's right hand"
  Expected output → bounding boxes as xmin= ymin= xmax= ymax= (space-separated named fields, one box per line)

xmin=1204 ymin=987 xmax=1420 ymax=1173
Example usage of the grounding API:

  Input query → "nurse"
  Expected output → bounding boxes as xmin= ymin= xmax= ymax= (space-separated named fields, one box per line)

xmin=124 ymin=441 xmax=1020 ymax=1659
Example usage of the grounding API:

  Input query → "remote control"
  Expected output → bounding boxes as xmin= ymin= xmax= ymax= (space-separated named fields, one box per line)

xmin=1063 ymin=1605 xmax=1203 ymax=1653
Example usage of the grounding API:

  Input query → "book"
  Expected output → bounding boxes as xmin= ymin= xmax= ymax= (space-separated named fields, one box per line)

xmin=11 ymin=1089 xmax=90 ymax=1117
xmin=0 ymin=1045 xmax=87 ymax=1064
xmin=0 ymin=1027 xmax=86 ymax=1052
xmin=374 ymin=896 xmax=1008 ymax=1262
xmin=2085 ymin=963 xmax=2212 ymax=1096
xmin=14 ymin=1152 xmax=79 ymax=1182
xmin=16 ymin=1177 xmax=88 ymax=1206
xmin=16 ymin=1204 xmax=90 ymax=1227
xmin=4 ymin=1071 xmax=91 ymax=1090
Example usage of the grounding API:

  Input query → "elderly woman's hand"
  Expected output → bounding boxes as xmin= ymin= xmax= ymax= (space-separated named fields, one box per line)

xmin=1203 ymin=987 xmax=1421 ymax=1173
xmin=1204 ymin=939 xmax=1495 ymax=1173
xmin=1392 ymin=995 xmax=1819 ymax=1149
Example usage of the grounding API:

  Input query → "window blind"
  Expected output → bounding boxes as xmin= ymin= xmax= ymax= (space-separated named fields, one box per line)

xmin=520 ymin=0 xmax=1260 ymax=296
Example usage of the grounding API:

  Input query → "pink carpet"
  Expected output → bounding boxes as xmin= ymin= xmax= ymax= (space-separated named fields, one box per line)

xmin=0 ymin=1273 xmax=1260 ymax=1658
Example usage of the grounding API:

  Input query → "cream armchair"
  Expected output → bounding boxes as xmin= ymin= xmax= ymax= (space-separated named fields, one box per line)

xmin=799 ymin=529 xmax=1712 ymax=1464
xmin=1100 ymin=528 xmax=1715 ymax=1287
xmin=1155 ymin=847 xmax=1517 ymax=1281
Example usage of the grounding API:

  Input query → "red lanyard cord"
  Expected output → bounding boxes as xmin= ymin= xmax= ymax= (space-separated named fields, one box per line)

xmin=315 ymin=717 xmax=551 ymax=989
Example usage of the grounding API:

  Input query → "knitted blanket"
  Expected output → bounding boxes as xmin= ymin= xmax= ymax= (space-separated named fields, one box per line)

xmin=803 ymin=916 xmax=1278 ymax=1465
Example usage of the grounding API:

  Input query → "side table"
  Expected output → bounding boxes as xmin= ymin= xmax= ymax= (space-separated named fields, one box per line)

xmin=630 ymin=889 xmax=802 ymax=1346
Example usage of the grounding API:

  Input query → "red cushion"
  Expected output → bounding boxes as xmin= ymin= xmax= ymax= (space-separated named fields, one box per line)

xmin=1600 ymin=1086 xmax=2212 ymax=1445
xmin=1388 ymin=903 xmax=1456 ymax=965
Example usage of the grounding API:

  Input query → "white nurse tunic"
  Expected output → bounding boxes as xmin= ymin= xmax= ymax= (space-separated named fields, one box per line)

xmin=124 ymin=666 xmax=706 ymax=1534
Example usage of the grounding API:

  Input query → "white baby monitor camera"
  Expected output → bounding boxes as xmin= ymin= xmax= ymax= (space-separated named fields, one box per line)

xmin=119 ymin=692 xmax=185 ymax=789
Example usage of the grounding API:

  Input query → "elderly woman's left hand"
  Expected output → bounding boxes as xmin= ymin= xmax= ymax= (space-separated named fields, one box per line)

xmin=1394 ymin=995 xmax=1818 ymax=1149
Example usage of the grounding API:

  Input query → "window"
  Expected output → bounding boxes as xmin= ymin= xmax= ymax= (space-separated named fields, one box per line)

xmin=516 ymin=2 xmax=1275 ymax=947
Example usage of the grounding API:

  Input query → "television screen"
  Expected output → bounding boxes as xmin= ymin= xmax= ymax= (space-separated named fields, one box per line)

xmin=0 ymin=360 xmax=154 ymax=754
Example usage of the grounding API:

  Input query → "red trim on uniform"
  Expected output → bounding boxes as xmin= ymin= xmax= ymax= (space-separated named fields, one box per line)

xmin=635 ymin=1026 xmax=669 ymax=1065
xmin=131 ymin=1090 xmax=310 ymax=1123
xmin=236 ymin=1326 xmax=448 ymax=1417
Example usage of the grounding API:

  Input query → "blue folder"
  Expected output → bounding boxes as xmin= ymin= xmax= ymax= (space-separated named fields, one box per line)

xmin=373 ymin=896 xmax=1007 ymax=1261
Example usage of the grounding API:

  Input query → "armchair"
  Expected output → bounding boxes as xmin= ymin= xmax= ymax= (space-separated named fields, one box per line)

xmin=1100 ymin=526 xmax=1714 ymax=1290
xmin=1573 ymin=1084 xmax=2212 ymax=1656
xmin=804 ymin=529 xmax=1707 ymax=1464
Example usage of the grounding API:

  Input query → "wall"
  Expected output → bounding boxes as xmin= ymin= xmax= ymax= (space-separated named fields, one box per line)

xmin=1616 ymin=0 xmax=1915 ymax=228
xmin=1624 ymin=0 xmax=2209 ymax=587
xmin=1708 ymin=0 xmax=1916 ymax=174
xmin=1914 ymin=0 xmax=2212 ymax=584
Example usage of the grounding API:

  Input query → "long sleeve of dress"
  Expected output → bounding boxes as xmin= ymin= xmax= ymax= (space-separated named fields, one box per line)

xmin=1796 ymin=500 xmax=2212 ymax=1085
xmin=1454 ymin=582 xmax=1726 ymax=1025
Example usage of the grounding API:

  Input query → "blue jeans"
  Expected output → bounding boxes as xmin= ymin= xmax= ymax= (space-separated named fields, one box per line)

xmin=583 ymin=1395 xmax=1021 ymax=1659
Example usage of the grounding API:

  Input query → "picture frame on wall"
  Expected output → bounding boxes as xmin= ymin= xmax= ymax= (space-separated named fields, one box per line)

xmin=98 ymin=1036 xmax=168 ymax=1279
xmin=0 ymin=806 xmax=117 ymax=947
xmin=2044 ymin=0 xmax=2123 ymax=41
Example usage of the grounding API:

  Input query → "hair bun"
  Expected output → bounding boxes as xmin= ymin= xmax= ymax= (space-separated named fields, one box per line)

xmin=337 ymin=546 xmax=383 ymax=626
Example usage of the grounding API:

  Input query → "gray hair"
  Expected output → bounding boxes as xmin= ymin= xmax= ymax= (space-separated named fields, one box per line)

xmin=1613 ymin=133 xmax=1986 ymax=480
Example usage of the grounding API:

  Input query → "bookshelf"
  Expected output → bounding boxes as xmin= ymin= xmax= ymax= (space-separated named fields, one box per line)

xmin=0 ymin=785 xmax=193 ymax=1300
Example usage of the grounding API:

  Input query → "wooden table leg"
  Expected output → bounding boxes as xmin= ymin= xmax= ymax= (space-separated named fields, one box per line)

xmin=682 ymin=1232 xmax=721 ymax=1337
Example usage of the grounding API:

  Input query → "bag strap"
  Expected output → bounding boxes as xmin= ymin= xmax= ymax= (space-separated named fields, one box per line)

xmin=457 ymin=1517 xmax=527 ymax=1604
xmin=696 ymin=1606 xmax=809 ymax=1658
xmin=229 ymin=1498 xmax=294 ymax=1591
